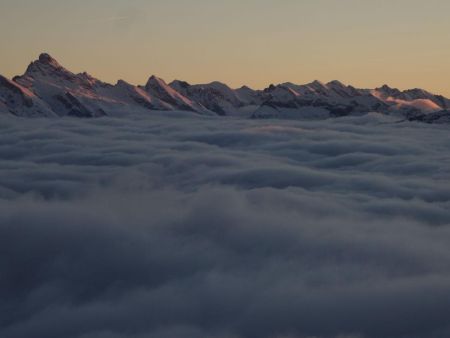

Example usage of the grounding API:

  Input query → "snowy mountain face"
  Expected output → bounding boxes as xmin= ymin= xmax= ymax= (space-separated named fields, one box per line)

xmin=144 ymin=76 xmax=210 ymax=114
xmin=0 ymin=74 xmax=55 ymax=117
xmin=251 ymin=81 xmax=450 ymax=121
xmin=375 ymin=85 xmax=450 ymax=108
xmin=1 ymin=53 xmax=449 ymax=122
xmin=11 ymin=53 xmax=158 ymax=117
xmin=253 ymin=81 xmax=390 ymax=118
xmin=169 ymin=80 xmax=264 ymax=116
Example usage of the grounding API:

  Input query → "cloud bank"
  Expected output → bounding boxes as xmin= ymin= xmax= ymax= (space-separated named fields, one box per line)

xmin=1 ymin=112 xmax=450 ymax=338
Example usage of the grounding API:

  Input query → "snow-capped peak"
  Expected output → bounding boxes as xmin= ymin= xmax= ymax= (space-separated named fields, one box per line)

xmin=0 ymin=74 xmax=55 ymax=117
xmin=1 ymin=52 xmax=449 ymax=122
xmin=23 ymin=53 xmax=66 ymax=75
xmin=327 ymin=80 xmax=346 ymax=88
xmin=374 ymin=85 xmax=402 ymax=98
xmin=145 ymin=75 xmax=167 ymax=89
xmin=145 ymin=75 xmax=208 ymax=113
xmin=145 ymin=75 xmax=184 ymax=99
xmin=169 ymin=80 xmax=191 ymax=91
xmin=308 ymin=80 xmax=328 ymax=90
xmin=37 ymin=53 xmax=61 ymax=67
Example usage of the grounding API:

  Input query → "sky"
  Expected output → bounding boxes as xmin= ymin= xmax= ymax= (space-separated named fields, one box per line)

xmin=1 ymin=0 xmax=450 ymax=95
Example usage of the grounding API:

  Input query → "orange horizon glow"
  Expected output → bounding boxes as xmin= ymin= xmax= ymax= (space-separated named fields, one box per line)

xmin=1 ymin=0 xmax=450 ymax=96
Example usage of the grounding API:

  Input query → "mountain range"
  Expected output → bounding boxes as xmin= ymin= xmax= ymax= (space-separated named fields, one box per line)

xmin=1 ymin=53 xmax=449 ymax=123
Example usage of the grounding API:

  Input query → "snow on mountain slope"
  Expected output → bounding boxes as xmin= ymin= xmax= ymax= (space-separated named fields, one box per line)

xmin=253 ymin=80 xmax=389 ymax=119
xmin=1 ymin=52 xmax=449 ymax=121
xmin=102 ymin=80 xmax=173 ymax=112
xmin=144 ymin=76 xmax=210 ymax=114
xmin=13 ymin=53 xmax=111 ymax=117
xmin=12 ymin=53 xmax=252 ymax=117
xmin=10 ymin=54 xmax=206 ymax=117
xmin=235 ymin=85 xmax=264 ymax=105
xmin=252 ymin=80 xmax=450 ymax=119
xmin=0 ymin=74 xmax=55 ymax=117
xmin=372 ymin=85 xmax=444 ymax=114
xmin=170 ymin=80 xmax=263 ymax=116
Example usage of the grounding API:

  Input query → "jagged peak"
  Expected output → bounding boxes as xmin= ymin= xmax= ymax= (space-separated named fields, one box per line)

xmin=146 ymin=75 xmax=169 ymax=88
xmin=309 ymin=80 xmax=327 ymax=88
xmin=38 ymin=53 xmax=61 ymax=67
xmin=170 ymin=80 xmax=191 ymax=88
xmin=377 ymin=84 xmax=397 ymax=91
xmin=0 ymin=74 xmax=29 ymax=92
xmin=205 ymin=81 xmax=232 ymax=90
xmin=238 ymin=85 xmax=254 ymax=91
xmin=78 ymin=71 xmax=94 ymax=79
xmin=404 ymin=88 xmax=433 ymax=96
xmin=327 ymin=80 xmax=346 ymax=87
xmin=379 ymin=84 xmax=391 ymax=89
xmin=77 ymin=71 xmax=102 ymax=85
xmin=0 ymin=73 xmax=13 ymax=84
xmin=375 ymin=84 xmax=403 ymax=97
xmin=145 ymin=75 xmax=190 ymax=102
xmin=0 ymin=73 xmax=39 ymax=102
xmin=280 ymin=82 xmax=297 ymax=88
xmin=264 ymin=84 xmax=277 ymax=92
xmin=5 ymin=53 xmax=449 ymax=118
xmin=22 ymin=52 xmax=69 ymax=78
xmin=116 ymin=79 xmax=132 ymax=87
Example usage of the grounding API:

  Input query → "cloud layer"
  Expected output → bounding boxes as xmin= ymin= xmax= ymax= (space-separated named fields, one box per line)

xmin=1 ymin=112 xmax=450 ymax=338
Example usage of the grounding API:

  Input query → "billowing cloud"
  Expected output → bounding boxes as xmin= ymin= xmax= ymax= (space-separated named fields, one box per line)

xmin=1 ymin=112 xmax=450 ymax=338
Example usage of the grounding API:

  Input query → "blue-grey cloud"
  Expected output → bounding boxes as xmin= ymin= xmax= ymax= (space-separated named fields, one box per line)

xmin=1 ymin=112 xmax=450 ymax=338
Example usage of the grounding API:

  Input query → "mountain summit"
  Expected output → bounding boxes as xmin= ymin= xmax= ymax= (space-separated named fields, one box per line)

xmin=1 ymin=53 xmax=449 ymax=123
xmin=37 ymin=53 xmax=61 ymax=67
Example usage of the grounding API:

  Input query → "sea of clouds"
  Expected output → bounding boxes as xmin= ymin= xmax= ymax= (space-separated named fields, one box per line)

xmin=1 ymin=112 xmax=450 ymax=338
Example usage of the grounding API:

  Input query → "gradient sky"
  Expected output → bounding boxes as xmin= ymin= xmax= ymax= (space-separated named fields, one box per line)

xmin=1 ymin=0 xmax=449 ymax=95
